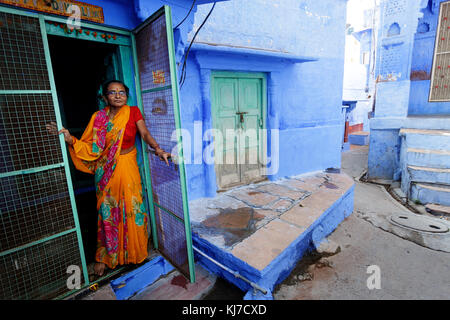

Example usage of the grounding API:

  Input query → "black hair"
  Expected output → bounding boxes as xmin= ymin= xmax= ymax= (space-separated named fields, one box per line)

xmin=102 ymin=80 xmax=130 ymax=97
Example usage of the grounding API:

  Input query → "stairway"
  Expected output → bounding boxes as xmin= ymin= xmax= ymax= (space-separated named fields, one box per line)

xmin=348 ymin=131 xmax=370 ymax=146
xmin=399 ymin=128 xmax=450 ymax=206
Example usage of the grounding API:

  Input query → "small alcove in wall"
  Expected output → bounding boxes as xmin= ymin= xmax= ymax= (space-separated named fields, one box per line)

xmin=417 ymin=22 xmax=430 ymax=33
xmin=388 ymin=22 xmax=401 ymax=37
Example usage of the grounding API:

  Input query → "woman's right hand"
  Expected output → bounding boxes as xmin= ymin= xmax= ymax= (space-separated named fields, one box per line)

xmin=46 ymin=121 xmax=74 ymax=145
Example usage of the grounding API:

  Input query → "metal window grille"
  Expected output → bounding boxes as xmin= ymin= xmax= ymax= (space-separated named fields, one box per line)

xmin=0 ymin=10 xmax=87 ymax=299
xmin=429 ymin=1 xmax=450 ymax=101
xmin=133 ymin=7 xmax=195 ymax=282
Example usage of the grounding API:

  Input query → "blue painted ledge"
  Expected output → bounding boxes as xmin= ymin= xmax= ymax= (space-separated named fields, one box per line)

xmin=191 ymin=42 xmax=319 ymax=64
xmin=192 ymin=182 xmax=355 ymax=300
xmin=110 ymin=255 xmax=174 ymax=300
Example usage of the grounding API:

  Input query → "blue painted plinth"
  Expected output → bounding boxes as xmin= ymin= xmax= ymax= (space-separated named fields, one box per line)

xmin=110 ymin=255 xmax=174 ymax=300
xmin=193 ymin=183 xmax=354 ymax=300
xmin=349 ymin=133 xmax=369 ymax=146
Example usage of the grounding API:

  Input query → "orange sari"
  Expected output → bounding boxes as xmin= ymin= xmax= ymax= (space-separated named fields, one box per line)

xmin=68 ymin=105 xmax=148 ymax=269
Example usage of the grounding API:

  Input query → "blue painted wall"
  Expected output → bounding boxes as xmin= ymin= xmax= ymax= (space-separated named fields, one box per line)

xmin=353 ymin=28 xmax=373 ymax=90
xmin=81 ymin=0 xmax=140 ymax=29
xmin=72 ymin=0 xmax=349 ymax=201
xmin=180 ymin=0 xmax=348 ymax=200
xmin=367 ymin=0 xmax=450 ymax=181
xmin=368 ymin=0 xmax=428 ymax=180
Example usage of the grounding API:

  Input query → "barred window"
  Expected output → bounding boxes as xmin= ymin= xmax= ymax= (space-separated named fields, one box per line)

xmin=429 ymin=1 xmax=450 ymax=101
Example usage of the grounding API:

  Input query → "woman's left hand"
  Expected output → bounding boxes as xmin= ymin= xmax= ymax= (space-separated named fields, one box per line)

xmin=156 ymin=148 xmax=171 ymax=166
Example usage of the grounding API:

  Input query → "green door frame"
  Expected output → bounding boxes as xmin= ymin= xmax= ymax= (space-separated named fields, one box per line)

xmin=210 ymin=71 xmax=268 ymax=190
xmin=0 ymin=4 xmax=152 ymax=299
xmin=39 ymin=9 xmax=147 ymax=298
xmin=0 ymin=3 xmax=196 ymax=298
xmin=131 ymin=5 xmax=196 ymax=283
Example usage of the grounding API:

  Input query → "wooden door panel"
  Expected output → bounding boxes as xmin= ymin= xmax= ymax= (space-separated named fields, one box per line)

xmin=212 ymin=74 xmax=265 ymax=189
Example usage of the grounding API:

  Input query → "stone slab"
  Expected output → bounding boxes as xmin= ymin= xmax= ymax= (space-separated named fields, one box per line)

xmin=282 ymin=175 xmax=327 ymax=193
xmin=278 ymin=174 xmax=353 ymax=230
xmin=228 ymin=189 xmax=280 ymax=208
xmin=425 ymin=203 xmax=450 ymax=216
xmin=131 ymin=264 xmax=216 ymax=300
xmin=190 ymin=171 xmax=355 ymax=298
xmin=255 ymin=183 xmax=307 ymax=200
xmin=231 ymin=219 xmax=305 ymax=271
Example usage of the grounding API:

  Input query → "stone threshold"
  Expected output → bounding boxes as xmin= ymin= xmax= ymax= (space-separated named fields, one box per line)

xmin=190 ymin=170 xmax=355 ymax=299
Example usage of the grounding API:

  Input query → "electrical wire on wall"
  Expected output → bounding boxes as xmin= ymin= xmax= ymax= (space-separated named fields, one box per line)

xmin=179 ymin=1 xmax=217 ymax=88
xmin=174 ymin=0 xmax=196 ymax=30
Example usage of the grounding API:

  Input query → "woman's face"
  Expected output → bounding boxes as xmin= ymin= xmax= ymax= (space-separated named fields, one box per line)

xmin=104 ymin=82 xmax=128 ymax=108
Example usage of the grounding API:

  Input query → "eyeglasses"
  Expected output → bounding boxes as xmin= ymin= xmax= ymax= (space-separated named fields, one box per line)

xmin=106 ymin=91 xmax=127 ymax=97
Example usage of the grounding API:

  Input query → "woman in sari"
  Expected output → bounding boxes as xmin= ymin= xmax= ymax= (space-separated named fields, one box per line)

xmin=46 ymin=80 xmax=170 ymax=276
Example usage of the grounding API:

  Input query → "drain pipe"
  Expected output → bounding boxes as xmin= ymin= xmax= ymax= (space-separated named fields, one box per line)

xmin=192 ymin=246 xmax=268 ymax=295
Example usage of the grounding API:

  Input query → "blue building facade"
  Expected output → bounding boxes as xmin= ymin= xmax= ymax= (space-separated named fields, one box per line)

xmin=0 ymin=0 xmax=352 ymax=299
xmin=180 ymin=0 xmax=348 ymax=200
xmin=65 ymin=0 xmax=349 ymax=201
xmin=368 ymin=0 xmax=450 ymax=206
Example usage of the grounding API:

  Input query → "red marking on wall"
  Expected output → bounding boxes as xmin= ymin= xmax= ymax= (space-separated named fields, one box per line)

xmin=349 ymin=123 xmax=364 ymax=134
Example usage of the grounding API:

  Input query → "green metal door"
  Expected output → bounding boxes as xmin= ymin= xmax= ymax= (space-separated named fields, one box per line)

xmin=238 ymin=77 xmax=265 ymax=184
xmin=132 ymin=6 xmax=195 ymax=282
xmin=213 ymin=77 xmax=241 ymax=188
xmin=0 ymin=8 xmax=88 ymax=299
xmin=212 ymin=72 xmax=266 ymax=189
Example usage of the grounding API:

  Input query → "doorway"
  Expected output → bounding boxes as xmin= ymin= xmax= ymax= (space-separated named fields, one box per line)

xmin=211 ymin=72 xmax=267 ymax=190
xmin=47 ymin=35 xmax=121 ymax=275
xmin=0 ymin=5 xmax=195 ymax=299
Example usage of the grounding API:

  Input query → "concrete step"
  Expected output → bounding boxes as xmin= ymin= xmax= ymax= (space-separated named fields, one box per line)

xmin=348 ymin=131 xmax=369 ymax=146
xmin=408 ymin=165 xmax=450 ymax=186
xmin=410 ymin=182 xmax=450 ymax=206
xmin=425 ymin=203 xmax=450 ymax=217
xmin=400 ymin=128 xmax=450 ymax=150
xmin=130 ymin=264 xmax=217 ymax=300
xmin=406 ymin=148 xmax=450 ymax=169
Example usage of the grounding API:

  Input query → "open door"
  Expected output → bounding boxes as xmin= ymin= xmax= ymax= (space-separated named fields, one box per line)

xmin=131 ymin=6 xmax=195 ymax=282
xmin=0 ymin=9 xmax=89 ymax=299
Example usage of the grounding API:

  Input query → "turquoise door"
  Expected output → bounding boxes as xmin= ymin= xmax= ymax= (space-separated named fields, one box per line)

xmin=132 ymin=6 xmax=195 ymax=282
xmin=212 ymin=72 xmax=267 ymax=189
xmin=0 ymin=8 xmax=89 ymax=299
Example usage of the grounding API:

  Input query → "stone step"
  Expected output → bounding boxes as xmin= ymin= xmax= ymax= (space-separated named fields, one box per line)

xmin=410 ymin=182 xmax=450 ymax=206
xmin=130 ymin=264 xmax=217 ymax=300
xmin=407 ymin=165 xmax=450 ymax=186
xmin=406 ymin=148 xmax=450 ymax=169
xmin=425 ymin=203 xmax=450 ymax=216
xmin=348 ymin=131 xmax=369 ymax=146
xmin=400 ymin=128 xmax=450 ymax=150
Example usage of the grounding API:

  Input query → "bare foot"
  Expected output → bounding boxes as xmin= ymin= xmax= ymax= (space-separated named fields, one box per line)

xmin=94 ymin=262 xmax=106 ymax=276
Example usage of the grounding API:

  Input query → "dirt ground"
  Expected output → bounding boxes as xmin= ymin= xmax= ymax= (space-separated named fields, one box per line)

xmin=272 ymin=146 xmax=450 ymax=300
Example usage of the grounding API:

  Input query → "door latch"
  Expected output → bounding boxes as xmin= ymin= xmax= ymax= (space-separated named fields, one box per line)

xmin=236 ymin=111 xmax=248 ymax=123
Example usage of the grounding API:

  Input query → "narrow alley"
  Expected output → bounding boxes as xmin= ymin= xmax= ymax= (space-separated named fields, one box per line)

xmin=273 ymin=146 xmax=450 ymax=299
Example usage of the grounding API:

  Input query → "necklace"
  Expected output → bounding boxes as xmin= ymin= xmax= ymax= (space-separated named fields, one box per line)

xmin=108 ymin=107 xmax=119 ymax=119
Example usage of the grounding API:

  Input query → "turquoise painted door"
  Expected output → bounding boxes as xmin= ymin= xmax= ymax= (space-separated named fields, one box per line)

xmin=132 ymin=6 xmax=195 ymax=282
xmin=0 ymin=9 xmax=88 ymax=299
xmin=212 ymin=73 xmax=266 ymax=189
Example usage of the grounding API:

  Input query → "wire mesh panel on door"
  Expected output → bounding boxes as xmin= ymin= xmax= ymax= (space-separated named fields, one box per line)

xmin=0 ymin=10 xmax=86 ymax=299
xmin=133 ymin=6 xmax=195 ymax=282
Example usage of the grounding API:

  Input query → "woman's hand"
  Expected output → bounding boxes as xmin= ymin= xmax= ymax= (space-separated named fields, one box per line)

xmin=155 ymin=148 xmax=171 ymax=166
xmin=45 ymin=121 xmax=74 ymax=145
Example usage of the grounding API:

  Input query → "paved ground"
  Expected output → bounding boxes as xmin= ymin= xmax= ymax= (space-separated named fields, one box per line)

xmin=189 ymin=169 xmax=353 ymax=273
xmin=273 ymin=146 xmax=450 ymax=300
xmin=79 ymin=145 xmax=449 ymax=300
